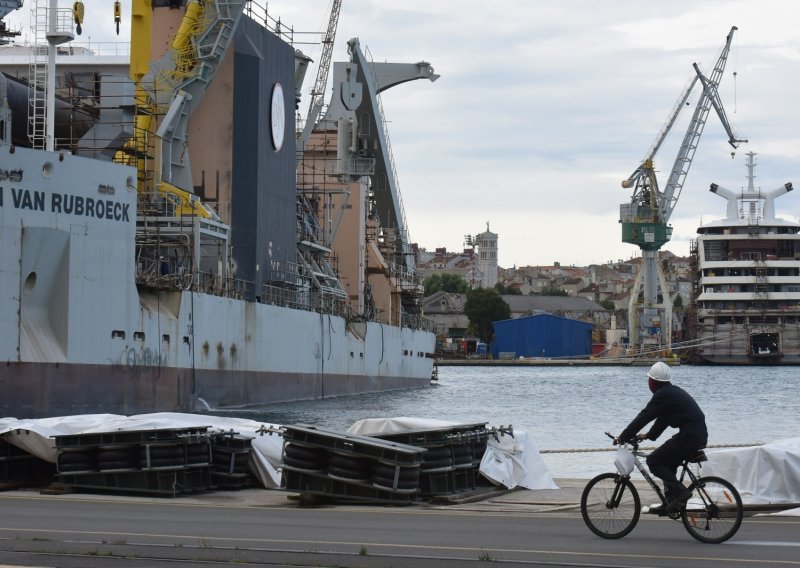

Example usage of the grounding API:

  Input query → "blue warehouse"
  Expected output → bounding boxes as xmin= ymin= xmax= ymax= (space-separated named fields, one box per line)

xmin=492 ymin=313 xmax=593 ymax=359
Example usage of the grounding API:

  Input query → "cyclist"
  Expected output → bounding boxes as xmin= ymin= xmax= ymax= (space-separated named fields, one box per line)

xmin=617 ymin=361 xmax=708 ymax=512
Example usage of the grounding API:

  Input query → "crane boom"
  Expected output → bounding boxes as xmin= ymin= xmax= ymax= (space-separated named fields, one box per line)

xmin=622 ymin=75 xmax=697 ymax=190
xmin=659 ymin=26 xmax=746 ymax=222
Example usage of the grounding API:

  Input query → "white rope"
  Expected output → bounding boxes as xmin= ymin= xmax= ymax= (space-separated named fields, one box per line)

xmin=540 ymin=442 xmax=763 ymax=454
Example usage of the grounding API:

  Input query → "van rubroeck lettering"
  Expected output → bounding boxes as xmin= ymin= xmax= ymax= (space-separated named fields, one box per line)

xmin=0 ymin=187 xmax=130 ymax=222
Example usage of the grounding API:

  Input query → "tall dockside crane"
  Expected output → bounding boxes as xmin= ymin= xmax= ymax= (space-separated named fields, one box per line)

xmin=298 ymin=0 xmax=342 ymax=153
xmin=621 ymin=26 xmax=746 ymax=354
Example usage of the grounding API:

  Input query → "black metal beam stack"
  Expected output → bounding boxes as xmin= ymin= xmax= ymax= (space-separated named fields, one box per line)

xmin=281 ymin=425 xmax=426 ymax=504
xmin=210 ymin=431 xmax=253 ymax=489
xmin=372 ymin=422 xmax=490 ymax=497
xmin=54 ymin=427 xmax=213 ymax=497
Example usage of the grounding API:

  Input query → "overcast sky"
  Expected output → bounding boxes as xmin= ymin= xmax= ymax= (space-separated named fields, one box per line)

xmin=5 ymin=1 xmax=800 ymax=268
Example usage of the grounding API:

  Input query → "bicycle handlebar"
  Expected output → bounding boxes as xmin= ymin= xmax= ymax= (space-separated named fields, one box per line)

xmin=605 ymin=431 xmax=640 ymax=450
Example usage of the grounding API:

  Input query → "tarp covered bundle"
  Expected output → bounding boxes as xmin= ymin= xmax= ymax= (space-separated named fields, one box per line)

xmin=704 ymin=438 xmax=800 ymax=508
xmin=0 ymin=413 xmax=285 ymax=488
xmin=347 ymin=417 xmax=558 ymax=490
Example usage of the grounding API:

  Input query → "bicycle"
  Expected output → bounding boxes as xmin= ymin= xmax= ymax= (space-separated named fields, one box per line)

xmin=580 ymin=432 xmax=744 ymax=543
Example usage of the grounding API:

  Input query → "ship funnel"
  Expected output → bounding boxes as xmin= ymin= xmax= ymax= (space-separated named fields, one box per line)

xmin=709 ymin=183 xmax=740 ymax=221
xmin=763 ymin=182 xmax=794 ymax=221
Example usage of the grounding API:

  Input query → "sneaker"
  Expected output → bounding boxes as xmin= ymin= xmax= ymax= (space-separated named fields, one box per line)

xmin=644 ymin=503 xmax=666 ymax=514
xmin=664 ymin=488 xmax=693 ymax=512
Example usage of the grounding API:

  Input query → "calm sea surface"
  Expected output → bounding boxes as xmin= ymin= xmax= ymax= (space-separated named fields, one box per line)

xmin=214 ymin=365 xmax=800 ymax=479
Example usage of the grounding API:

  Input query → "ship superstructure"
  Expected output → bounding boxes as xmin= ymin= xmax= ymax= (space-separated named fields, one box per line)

xmin=0 ymin=0 xmax=436 ymax=418
xmin=687 ymin=152 xmax=800 ymax=364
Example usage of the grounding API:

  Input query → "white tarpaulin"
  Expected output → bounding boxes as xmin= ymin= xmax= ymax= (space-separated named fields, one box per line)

xmin=0 ymin=413 xmax=284 ymax=488
xmin=479 ymin=430 xmax=559 ymax=490
xmin=702 ymin=438 xmax=800 ymax=505
xmin=347 ymin=417 xmax=558 ymax=490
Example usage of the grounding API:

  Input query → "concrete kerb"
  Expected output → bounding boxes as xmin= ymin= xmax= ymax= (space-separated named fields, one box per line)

xmin=7 ymin=479 xmax=795 ymax=515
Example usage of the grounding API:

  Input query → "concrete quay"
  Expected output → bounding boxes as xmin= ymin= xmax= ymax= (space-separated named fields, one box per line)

xmin=4 ymin=475 xmax=793 ymax=515
xmin=437 ymin=358 xmax=678 ymax=367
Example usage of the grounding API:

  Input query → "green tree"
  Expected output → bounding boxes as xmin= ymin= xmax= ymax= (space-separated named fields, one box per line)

xmin=673 ymin=294 xmax=684 ymax=309
xmin=464 ymin=288 xmax=511 ymax=343
xmin=537 ymin=285 xmax=569 ymax=296
xmin=494 ymin=283 xmax=522 ymax=295
xmin=424 ymin=273 xmax=469 ymax=296
xmin=600 ymin=299 xmax=616 ymax=310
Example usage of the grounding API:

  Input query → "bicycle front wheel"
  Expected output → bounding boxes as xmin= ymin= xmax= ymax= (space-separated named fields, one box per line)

xmin=581 ymin=472 xmax=641 ymax=539
xmin=681 ymin=476 xmax=743 ymax=543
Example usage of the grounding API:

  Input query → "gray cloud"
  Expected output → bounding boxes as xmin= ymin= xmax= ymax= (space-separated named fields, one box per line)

xmin=6 ymin=0 xmax=798 ymax=266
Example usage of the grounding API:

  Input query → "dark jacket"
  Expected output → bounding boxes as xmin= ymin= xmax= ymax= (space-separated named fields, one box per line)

xmin=619 ymin=383 xmax=708 ymax=448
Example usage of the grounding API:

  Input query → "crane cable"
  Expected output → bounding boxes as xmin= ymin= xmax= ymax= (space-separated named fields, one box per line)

xmin=733 ymin=40 xmax=739 ymax=114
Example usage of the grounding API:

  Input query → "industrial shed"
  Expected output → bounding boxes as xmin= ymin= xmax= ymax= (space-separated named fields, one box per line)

xmin=492 ymin=313 xmax=593 ymax=359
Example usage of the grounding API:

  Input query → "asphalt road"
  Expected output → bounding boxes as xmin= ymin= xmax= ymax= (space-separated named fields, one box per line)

xmin=0 ymin=489 xmax=798 ymax=567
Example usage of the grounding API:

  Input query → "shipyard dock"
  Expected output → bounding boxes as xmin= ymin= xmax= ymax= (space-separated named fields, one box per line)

xmin=437 ymin=357 xmax=680 ymax=367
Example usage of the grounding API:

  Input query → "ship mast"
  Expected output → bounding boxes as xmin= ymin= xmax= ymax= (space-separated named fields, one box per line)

xmin=42 ymin=0 xmax=74 ymax=151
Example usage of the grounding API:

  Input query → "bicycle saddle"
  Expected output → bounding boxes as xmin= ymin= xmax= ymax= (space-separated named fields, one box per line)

xmin=687 ymin=449 xmax=708 ymax=463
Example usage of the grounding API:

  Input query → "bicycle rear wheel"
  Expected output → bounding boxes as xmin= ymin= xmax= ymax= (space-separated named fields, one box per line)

xmin=581 ymin=472 xmax=641 ymax=539
xmin=681 ymin=476 xmax=743 ymax=543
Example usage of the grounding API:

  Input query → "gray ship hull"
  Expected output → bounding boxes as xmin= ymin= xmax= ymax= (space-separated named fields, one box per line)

xmin=0 ymin=144 xmax=435 ymax=420
xmin=1 ymin=361 xmax=430 ymax=419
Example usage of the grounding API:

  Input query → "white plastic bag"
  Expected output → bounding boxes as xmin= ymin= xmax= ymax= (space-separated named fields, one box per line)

xmin=614 ymin=446 xmax=635 ymax=475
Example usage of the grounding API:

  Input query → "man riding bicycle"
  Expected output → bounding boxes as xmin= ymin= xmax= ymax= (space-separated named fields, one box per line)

xmin=617 ymin=361 xmax=708 ymax=513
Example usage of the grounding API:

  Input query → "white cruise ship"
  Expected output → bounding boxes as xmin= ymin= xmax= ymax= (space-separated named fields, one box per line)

xmin=688 ymin=152 xmax=800 ymax=364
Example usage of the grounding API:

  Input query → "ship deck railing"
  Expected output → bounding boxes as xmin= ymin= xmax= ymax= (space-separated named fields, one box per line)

xmin=137 ymin=263 xmax=434 ymax=331
xmin=402 ymin=311 xmax=436 ymax=333
xmin=261 ymin=283 xmax=348 ymax=318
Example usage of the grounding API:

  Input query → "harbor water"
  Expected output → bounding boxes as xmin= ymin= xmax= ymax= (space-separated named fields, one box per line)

xmin=216 ymin=365 xmax=800 ymax=479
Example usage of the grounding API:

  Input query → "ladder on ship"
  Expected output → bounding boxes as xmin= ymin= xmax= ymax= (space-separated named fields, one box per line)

xmin=297 ymin=245 xmax=347 ymax=302
xmin=27 ymin=0 xmax=73 ymax=150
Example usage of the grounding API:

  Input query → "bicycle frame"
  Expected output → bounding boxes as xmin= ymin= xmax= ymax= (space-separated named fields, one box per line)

xmin=620 ymin=444 xmax=702 ymax=507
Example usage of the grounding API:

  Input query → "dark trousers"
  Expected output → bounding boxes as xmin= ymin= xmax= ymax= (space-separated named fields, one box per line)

xmin=646 ymin=436 xmax=699 ymax=491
